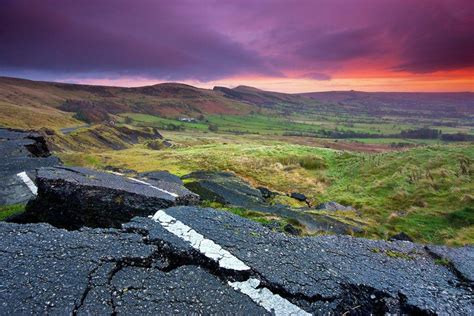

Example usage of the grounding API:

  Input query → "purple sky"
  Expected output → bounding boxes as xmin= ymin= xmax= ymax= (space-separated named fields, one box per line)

xmin=0 ymin=0 xmax=473 ymax=92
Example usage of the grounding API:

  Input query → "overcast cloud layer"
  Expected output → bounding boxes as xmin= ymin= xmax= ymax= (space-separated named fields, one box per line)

xmin=0 ymin=0 xmax=473 ymax=88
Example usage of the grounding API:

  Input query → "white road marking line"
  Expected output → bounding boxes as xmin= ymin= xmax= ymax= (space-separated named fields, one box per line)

xmin=150 ymin=210 xmax=310 ymax=315
xmin=105 ymin=171 xmax=178 ymax=198
xmin=229 ymin=279 xmax=311 ymax=316
xmin=108 ymin=171 xmax=124 ymax=176
xmin=16 ymin=171 xmax=38 ymax=195
xmin=128 ymin=177 xmax=179 ymax=198
xmin=151 ymin=210 xmax=250 ymax=271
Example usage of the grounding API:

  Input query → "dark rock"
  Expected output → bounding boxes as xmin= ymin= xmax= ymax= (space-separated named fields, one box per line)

xmin=12 ymin=166 xmax=199 ymax=229
xmin=103 ymin=165 xmax=136 ymax=174
xmin=315 ymin=201 xmax=356 ymax=212
xmin=389 ymin=232 xmax=413 ymax=242
xmin=0 ymin=128 xmax=61 ymax=206
xmin=139 ymin=170 xmax=183 ymax=185
xmin=290 ymin=192 xmax=307 ymax=202
xmin=146 ymin=139 xmax=172 ymax=150
xmin=283 ymin=223 xmax=302 ymax=236
xmin=257 ymin=186 xmax=278 ymax=199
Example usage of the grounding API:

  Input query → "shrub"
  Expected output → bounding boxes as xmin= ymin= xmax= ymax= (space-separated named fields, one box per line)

xmin=208 ymin=124 xmax=219 ymax=132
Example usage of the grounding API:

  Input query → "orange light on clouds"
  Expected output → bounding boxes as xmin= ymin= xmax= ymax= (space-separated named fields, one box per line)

xmin=66 ymin=68 xmax=474 ymax=93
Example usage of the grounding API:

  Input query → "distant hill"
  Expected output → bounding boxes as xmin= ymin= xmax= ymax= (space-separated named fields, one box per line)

xmin=0 ymin=77 xmax=255 ymax=128
xmin=214 ymin=85 xmax=310 ymax=107
xmin=299 ymin=90 xmax=474 ymax=118
xmin=0 ymin=76 xmax=472 ymax=129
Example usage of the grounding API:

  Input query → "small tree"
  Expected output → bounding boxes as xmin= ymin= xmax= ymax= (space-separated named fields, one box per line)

xmin=124 ymin=116 xmax=133 ymax=124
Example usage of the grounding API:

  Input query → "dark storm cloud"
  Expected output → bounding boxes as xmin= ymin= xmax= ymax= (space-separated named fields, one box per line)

xmin=0 ymin=0 xmax=472 ymax=81
xmin=0 ymin=0 xmax=278 ymax=80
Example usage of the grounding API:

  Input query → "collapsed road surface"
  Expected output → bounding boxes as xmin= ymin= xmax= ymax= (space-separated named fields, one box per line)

xmin=12 ymin=166 xmax=199 ymax=229
xmin=1 ymin=206 xmax=472 ymax=314
xmin=184 ymin=171 xmax=363 ymax=235
xmin=0 ymin=128 xmax=60 ymax=205
xmin=1 ymin=163 xmax=473 ymax=314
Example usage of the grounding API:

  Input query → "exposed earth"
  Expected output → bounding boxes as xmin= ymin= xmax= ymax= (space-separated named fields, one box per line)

xmin=0 ymin=128 xmax=473 ymax=315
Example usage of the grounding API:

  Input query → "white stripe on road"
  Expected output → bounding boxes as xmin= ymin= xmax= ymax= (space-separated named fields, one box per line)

xmin=150 ymin=210 xmax=310 ymax=315
xmin=151 ymin=210 xmax=249 ymax=271
xmin=229 ymin=279 xmax=311 ymax=316
xmin=128 ymin=177 xmax=179 ymax=198
xmin=16 ymin=171 xmax=38 ymax=195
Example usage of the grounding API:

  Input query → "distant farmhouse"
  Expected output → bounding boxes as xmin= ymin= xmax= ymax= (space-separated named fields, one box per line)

xmin=178 ymin=117 xmax=197 ymax=123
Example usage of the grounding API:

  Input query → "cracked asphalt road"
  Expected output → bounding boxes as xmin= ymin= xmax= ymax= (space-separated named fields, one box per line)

xmin=1 ymin=206 xmax=472 ymax=315
xmin=0 ymin=141 xmax=472 ymax=315
xmin=0 ymin=128 xmax=60 ymax=205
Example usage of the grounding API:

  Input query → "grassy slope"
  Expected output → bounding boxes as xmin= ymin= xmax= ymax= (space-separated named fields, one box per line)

xmin=323 ymin=145 xmax=474 ymax=244
xmin=1 ymin=77 xmax=472 ymax=245
xmin=0 ymin=77 xmax=255 ymax=129
xmin=58 ymin=131 xmax=474 ymax=245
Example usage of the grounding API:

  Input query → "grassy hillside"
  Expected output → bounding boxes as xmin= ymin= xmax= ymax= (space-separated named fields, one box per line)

xmin=300 ymin=90 xmax=474 ymax=119
xmin=0 ymin=76 xmax=255 ymax=128
xmin=2 ymin=77 xmax=473 ymax=135
xmin=1 ymin=77 xmax=472 ymax=245
xmin=58 ymin=130 xmax=473 ymax=245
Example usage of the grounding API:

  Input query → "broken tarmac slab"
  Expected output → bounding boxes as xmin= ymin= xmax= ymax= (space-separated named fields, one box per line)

xmin=183 ymin=171 xmax=363 ymax=235
xmin=426 ymin=244 xmax=474 ymax=283
xmin=11 ymin=166 xmax=199 ymax=229
xmin=0 ymin=222 xmax=267 ymax=315
xmin=139 ymin=170 xmax=184 ymax=185
xmin=125 ymin=206 xmax=473 ymax=315
xmin=1 ymin=206 xmax=472 ymax=314
xmin=0 ymin=128 xmax=61 ymax=205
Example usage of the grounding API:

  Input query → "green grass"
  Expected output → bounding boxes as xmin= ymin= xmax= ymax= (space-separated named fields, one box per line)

xmin=0 ymin=204 xmax=25 ymax=220
xmin=57 ymin=128 xmax=474 ymax=245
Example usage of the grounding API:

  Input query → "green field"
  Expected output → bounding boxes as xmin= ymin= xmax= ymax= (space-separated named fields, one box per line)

xmin=119 ymin=113 xmax=473 ymax=145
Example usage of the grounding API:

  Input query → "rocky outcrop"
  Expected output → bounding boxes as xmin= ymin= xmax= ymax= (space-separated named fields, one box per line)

xmin=389 ymin=232 xmax=413 ymax=242
xmin=0 ymin=206 xmax=472 ymax=314
xmin=11 ymin=166 xmax=199 ymax=229
xmin=183 ymin=171 xmax=364 ymax=235
xmin=257 ymin=186 xmax=278 ymax=200
xmin=0 ymin=128 xmax=61 ymax=206
xmin=290 ymin=192 xmax=307 ymax=202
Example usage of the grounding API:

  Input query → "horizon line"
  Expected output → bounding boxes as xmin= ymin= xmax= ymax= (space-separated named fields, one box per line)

xmin=1 ymin=75 xmax=473 ymax=94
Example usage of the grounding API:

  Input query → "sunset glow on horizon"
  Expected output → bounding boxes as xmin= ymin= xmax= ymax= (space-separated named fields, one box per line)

xmin=1 ymin=0 xmax=473 ymax=93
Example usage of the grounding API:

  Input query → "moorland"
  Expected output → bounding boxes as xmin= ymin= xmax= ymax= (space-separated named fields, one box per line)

xmin=1 ymin=76 xmax=473 ymax=245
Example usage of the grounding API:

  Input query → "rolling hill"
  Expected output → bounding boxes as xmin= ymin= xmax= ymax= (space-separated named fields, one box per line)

xmin=300 ymin=90 xmax=474 ymax=118
xmin=0 ymin=77 xmax=255 ymax=128
xmin=0 ymin=76 xmax=473 ymax=129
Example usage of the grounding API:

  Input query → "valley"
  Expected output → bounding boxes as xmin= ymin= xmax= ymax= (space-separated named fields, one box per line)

xmin=1 ymin=77 xmax=473 ymax=246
